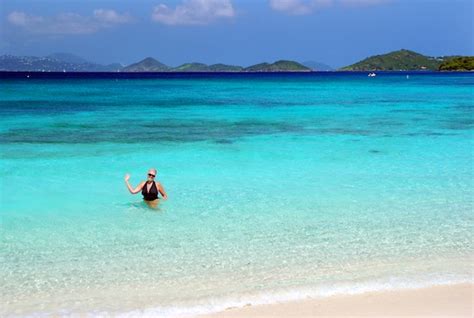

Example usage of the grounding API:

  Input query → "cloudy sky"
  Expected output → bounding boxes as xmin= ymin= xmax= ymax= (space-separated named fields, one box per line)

xmin=0 ymin=0 xmax=472 ymax=67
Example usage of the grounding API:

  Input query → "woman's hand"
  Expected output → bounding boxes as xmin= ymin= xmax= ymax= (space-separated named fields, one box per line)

xmin=124 ymin=173 xmax=130 ymax=182
xmin=157 ymin=182 xmax=168 ymax=200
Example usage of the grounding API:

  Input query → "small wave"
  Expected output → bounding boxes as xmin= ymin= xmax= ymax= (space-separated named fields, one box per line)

xmin=110 ymin=274 xmax=471 ymax=318
xmin=8 ymin=274 xmax=470 ymax=318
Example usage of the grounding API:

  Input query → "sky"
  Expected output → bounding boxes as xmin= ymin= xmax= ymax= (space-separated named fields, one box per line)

xmin=0 ymin=0 xmax=472 ymax=68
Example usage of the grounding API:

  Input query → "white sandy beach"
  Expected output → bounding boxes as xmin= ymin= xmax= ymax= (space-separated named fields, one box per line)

xmin=202 ymin=284 xmax=473 ymax=317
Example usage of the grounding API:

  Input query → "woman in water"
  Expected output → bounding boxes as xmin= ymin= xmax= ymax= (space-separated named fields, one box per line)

xmin=124 ymin=168 xmax=167 ymax=208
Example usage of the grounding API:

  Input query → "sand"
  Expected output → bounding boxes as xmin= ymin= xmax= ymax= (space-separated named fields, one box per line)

xmin=201 ymin=283 xmax=472 ymax=317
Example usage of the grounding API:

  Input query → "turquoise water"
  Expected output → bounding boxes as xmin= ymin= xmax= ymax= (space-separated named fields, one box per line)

xmin=1 ymin=73 xmax=473 ymax=316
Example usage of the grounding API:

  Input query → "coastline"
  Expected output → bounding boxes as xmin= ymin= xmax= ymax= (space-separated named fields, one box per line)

xmin=107 ymin=277 xmax=472 ymax=318
xmin=201 ymin=283 xmax=473 ymax=317
xmin=3 ymin=275 xmax=472 ymax=316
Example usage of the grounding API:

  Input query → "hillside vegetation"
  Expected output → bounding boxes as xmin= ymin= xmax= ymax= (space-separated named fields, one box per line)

xmin=439 ymin=57 xmax=474 ymax=71
xmin=341 ymin=49 xmax=444 ymax=71
xmin=244 ymin=60 xmax=310 ymax=72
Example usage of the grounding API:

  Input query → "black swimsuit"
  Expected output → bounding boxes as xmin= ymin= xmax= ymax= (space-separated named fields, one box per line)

xmin=142 ymin=181 xmax=159 ymax=201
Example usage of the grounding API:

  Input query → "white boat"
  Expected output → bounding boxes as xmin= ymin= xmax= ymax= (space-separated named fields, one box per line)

xmin=368 ymin=72 xmax=377 ymax=77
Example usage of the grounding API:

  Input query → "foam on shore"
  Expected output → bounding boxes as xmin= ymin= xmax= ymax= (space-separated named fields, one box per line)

xmin=109 ymin=275 xmax=471 ymax=318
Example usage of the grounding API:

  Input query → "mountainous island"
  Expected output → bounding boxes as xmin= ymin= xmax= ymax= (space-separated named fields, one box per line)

xmin=0 ymin=54 xmax=312 ymax=73
xmin=0 ymin=53 xmax=123 ymax=72
xmin=302 ymin=61 xmax=334 ymax=71
xmin=121 ymin=59 xmax=245 ymax=72
xmin=243 ymin=60 xmax=311 ymax=72
xmin=121 ymin=57 xmax=169 ymax=72
xmin=1 ymin=50 xmax=472 ymax=72
xmin=340 ymin=49 xmax=473 ymax=71
xmin=119 ymin=58 xmax=311 ymax=72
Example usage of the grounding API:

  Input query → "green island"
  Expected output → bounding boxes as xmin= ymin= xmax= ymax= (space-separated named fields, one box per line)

xmin=1 ymin=50 xmax=472 ymax=72
xmin=170 ymin=62 xmax=243 ymax=72
xmin=340 ymin=49 xmax=473 ymax=71
xmin=122 ymin=57 xmax=169 ymax=72
xmin=0 ymin=55 xmax=311 ymax=72
xmin=244 ymin=60 xmax=311 ymax=72
xmin=124 ymin=58 xmax=309 ymax=72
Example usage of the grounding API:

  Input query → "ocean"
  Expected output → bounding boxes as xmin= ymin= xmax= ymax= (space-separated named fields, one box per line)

xmin=1 ymin=72 xmax=473 ymax=317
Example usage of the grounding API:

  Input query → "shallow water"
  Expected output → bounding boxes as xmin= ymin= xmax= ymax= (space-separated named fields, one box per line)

xmin=1 ymin=72 xmax=473 ymax=316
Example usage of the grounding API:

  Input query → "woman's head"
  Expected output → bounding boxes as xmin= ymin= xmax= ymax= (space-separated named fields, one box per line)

xmin=147 ymin=168 xmax=157 ymax=181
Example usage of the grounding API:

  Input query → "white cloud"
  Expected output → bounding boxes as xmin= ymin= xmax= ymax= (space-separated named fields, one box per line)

xmin=340 ymin=0 xmax=389 ymax=6
xmin=93 ymin=9 xmax=132 ymax=24
xmin=151 ymin=0 xmax=235 ymax=25
xmin=7 ymin=9 xmax=132 ymax=35
xmin=269 ymin=0 xmax=331 ymax=15
xmin=7 ymin=11 xmax=33 ymax=26
xmin=269 ymin=0 xmax=389 ymax=14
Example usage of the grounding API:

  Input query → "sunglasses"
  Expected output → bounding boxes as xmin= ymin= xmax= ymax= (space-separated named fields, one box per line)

xmin=148 ymin=173 xmax=156 ymax=178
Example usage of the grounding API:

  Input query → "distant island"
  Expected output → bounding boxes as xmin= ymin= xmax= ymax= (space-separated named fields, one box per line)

xmin=121 ymin=58 xmax=312 ymax=72
xmin=123 ymin=58 xmax=247 ymax=72
xmin=1 ymin=50 xmax=472 ymax=73
xmin=341 ymin=49 xmax=473 ymax=71
xmin=302 ymin=61 xmax=334 ymax=71
xmin=0 ymin=54 xmax=312 ymax=73
xmin=0 ymin=53 xmax=123 ymax=72
xmin=121 ymin=57 xmax=169 ymax=72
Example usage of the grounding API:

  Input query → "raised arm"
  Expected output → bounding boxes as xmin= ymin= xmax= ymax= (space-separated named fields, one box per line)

xmin=124 ymin=174 xmax=145 ymax=194
xmin=157 ymin=182 xmax=168 ymax=200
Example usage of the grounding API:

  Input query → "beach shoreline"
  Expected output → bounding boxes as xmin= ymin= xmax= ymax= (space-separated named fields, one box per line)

xmin=201 ymin=283 xmax=473 ymax=317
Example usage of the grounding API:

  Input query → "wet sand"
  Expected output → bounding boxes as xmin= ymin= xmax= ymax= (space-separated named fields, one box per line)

xmin=202 ymin=284 xmax=472 ymax=317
